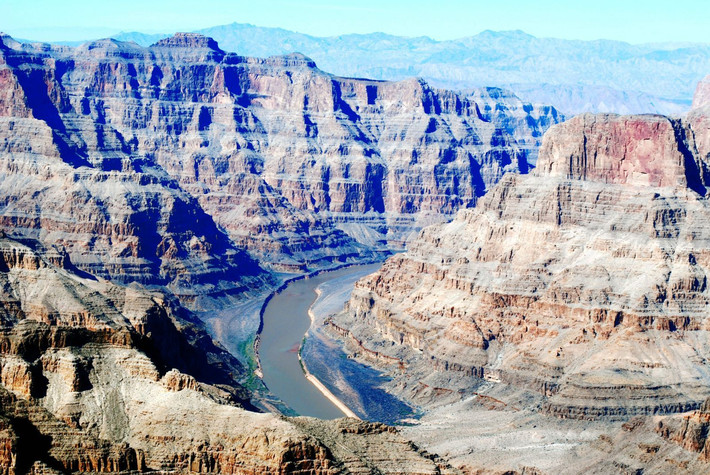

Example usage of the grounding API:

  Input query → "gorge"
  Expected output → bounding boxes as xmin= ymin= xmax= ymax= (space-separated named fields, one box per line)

xmin=326 ymin=74 xmax=710 ymax=472
xmin=2 ymin=21 xmax=710 ymax=474
xmin=0 ymin=29 xmax=562 ymax=473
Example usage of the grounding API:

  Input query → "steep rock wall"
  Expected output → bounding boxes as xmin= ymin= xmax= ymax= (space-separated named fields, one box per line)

xmin=335 ymin=108 xmax=710 ymax=420
xmin=0 ymin=32 xmax=561 ymax=271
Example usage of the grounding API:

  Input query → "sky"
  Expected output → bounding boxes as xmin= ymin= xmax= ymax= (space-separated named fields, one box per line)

xmin=1 ymin=0 xmax=709 ymax=44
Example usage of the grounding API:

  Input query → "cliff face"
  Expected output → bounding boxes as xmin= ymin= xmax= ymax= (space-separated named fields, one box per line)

xmin=536 ymin=114 xmax=690 ymax=188
xmin=0 ymin=37 xmax=273 ymax=301
xmin=692 ymin=75 xmax=710 ymax=110
xmin=0 ymin=235 xmax=455 ymax=474
xmin=335 ymin=107 xmax=710 ymax=420
xmin=0 ymin=32 xmax=561 ymax=271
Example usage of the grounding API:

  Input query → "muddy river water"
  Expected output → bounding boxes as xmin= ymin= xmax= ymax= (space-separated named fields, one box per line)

xmin=259 ymin=264 xmax=381 ymax=419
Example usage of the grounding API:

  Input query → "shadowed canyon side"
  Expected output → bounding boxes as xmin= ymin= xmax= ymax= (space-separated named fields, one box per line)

xmin=0 ymin=235 xmax=457 ymax=474
xmin=0 ymin=34 xmax=273 ymax=305
xmin=329 ymin=79 xmax=710 ymax=471
xmin=0 ymin=32 xmax=561 ymax=272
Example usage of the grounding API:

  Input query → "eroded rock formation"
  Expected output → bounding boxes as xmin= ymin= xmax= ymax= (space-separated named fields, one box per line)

xmin=0 ymin=234 xmax=456 ymax=474
xmin=0 ymin=36 xmax=272 ymax=302
xmin=335 ymin=105 xmax=710 ymax=420
xmin=0 ymin=32 xmax=561 ymax=272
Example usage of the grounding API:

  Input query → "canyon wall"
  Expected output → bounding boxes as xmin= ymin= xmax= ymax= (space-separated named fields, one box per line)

xmin=335 ymin=90 xmax=710 ymax=420
xmin=0 ymin=32 xmax=561 ymax=273
xmin=0 ymin=34 xmax=273 ymax=302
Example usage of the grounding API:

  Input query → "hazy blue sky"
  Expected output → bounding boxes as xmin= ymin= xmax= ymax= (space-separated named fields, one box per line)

xmin=2 ymin=0 xmax=709 ymax=44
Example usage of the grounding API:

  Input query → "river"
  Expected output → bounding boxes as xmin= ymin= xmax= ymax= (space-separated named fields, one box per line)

xmin=259 ymin=264 xmax=382 ymax=419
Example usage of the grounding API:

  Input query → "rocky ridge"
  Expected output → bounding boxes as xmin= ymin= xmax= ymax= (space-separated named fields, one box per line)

xmin=114 ymin=25 xmax=707 ymax=115
xmin=0 ymin=234 xmax=456 ymax=474
xmin=0 ymin=32 xmax=561 ymax=273
xmin=329 ymin=81 xmax=710 ymax=471
xmin=116 ymin=23 xmax=710 ymax=115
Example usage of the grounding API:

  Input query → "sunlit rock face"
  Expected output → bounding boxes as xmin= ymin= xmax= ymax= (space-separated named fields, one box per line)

xmin=336 ymin=102 xmax=710 ymax=420
xmin=0 ymin=32 xmax=561 ymax=273
xmin=692 ymin=75 xmax=710 ymax=110
xmin=0 ymin=35 xmax=274 ymax=302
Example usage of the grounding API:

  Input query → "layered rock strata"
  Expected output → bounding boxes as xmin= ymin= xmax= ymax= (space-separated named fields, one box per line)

xmin=335 ymin=109 xmax=710 ymax=420
xmin=0 ymin=35 xmax=275 ymax=302
xmin=0 ymin=235 xmax=455 ymax=474
xmin=0 ymin=32 xmax=561 ymax=271
xmin=657 ymin=397 xmax=710 ymax=460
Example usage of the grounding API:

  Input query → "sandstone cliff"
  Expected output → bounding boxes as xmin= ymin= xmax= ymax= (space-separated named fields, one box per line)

xmin=326 ymin=99 xmax=710 ymax=472
xmin=0 ymin=235 xmax=456 ymax=474
xmin=338 ymin=110 xmax=710 ymax=417
xmin=0 ymin=32 xmax=561 ymax=272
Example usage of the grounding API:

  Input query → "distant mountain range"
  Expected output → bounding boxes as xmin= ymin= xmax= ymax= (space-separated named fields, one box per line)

xmin=22 ymin=22 xmax=710 ymax=115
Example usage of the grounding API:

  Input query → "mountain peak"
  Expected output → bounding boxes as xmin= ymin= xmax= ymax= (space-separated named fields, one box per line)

xmin=475 ymin=29 xmax=535 ymax=40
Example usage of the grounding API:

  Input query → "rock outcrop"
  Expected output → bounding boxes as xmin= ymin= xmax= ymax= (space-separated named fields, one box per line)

xmin=334 ymin=108 xmax=710 ymax=421
xmin=0 ymin=235 xmax=456 ymax=474
xmin=657 ymin=398 xmax=710 ymax=460
xmin=0 ymin=32 xmax=561 ymax=272
xmin=692 ymin=75 xmax=710 ymax=110
xmin=536 ymin=114 xmax=689 ymax=188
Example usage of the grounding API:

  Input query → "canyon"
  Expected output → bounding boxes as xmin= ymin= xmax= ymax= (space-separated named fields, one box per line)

xmin=328 ymin=75 xmax=710 ymax=472
xmin=0 ymin=234 xmax=459 ymax=473
xmin=3 ymin=23 xmax=710 ymax=473
xmin=0 ymin=31 xmax=559 ymax=277
xmin=0 ymin=30 xmax=563 ymax=473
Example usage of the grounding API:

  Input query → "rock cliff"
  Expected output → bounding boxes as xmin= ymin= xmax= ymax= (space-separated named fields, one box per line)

xmin=0 ymin=32 xmax=561 ymax=272
xmin=0 ymin=36 xmax=273 ymax=303
xmin=692 ymin=75 xmax=710 ymax=110
xmin=329 ymin=92 xmax=710 ymax=472
xmin=338 ymin=110 xmax=710 ymax=417
xmin=0 ymin=235 xmax=456 ymax=474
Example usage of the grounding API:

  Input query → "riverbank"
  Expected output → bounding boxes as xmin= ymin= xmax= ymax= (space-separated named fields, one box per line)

xmin=252 ymin=259 xmax=388 ymax=381
xmin=258 ymin=262 xmax=386 ymax=419
xmin=299 ymin=287 xmax=360 ymax=419
xmin=298 ymin=351 xmax=360 ymax=419
xmin=300 ymin=271 xmax=418 ymax=425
